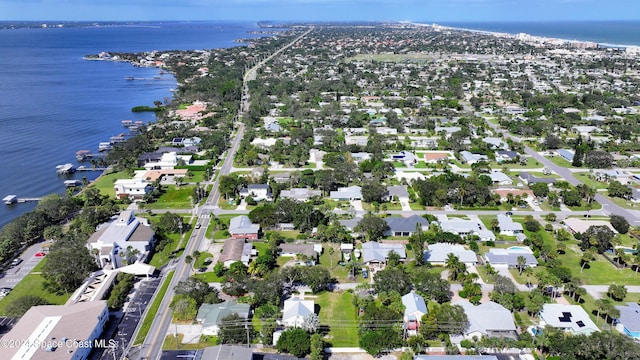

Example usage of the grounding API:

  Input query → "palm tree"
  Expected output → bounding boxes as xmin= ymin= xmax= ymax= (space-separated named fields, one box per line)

xmin=446 ymin=254 xmax=466 ymax=281
xmin=516 ymin=255 xmax=527 ymax=275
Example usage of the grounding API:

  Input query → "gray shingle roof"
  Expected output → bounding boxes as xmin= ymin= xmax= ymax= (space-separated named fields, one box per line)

xmin=616 ymin=302 xmax=640 ymax=332
xmin=385 ymin=215 xmax=429 ymax=233
xmin=362 ymin=242 xmax=406 ymax=263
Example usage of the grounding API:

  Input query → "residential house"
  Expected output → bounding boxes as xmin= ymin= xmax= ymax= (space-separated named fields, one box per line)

xmin=615 ymin=302 xmax=640 ymax=339
xmin=385 ymin=215 xmax=429 ymax=237
xmin=197 ymin=300 xmax=251 ymax=336
xmin=415 ymin=356 xmax=498 ymax=360
xmin=351 ymin=152 xmax=372 ymax=164
xmin=518 ymin=172 xmax=557 ymax=185
xmin=228 ymin=215 xmax=260 ymax=240
xmin=270 ymin=172 xmax=291 ymax=184
xmin=563 ymin=218 xmax=617 ymax=235
xmin=309 ymin=149 xmax=326 ymax=163
xmin=497 ymin=214 xmax=524 ymax=236
xmin=113 ymin=178 xmax=153 ymax=201
xmin=330 ymin=186 xmax=362 ymax=201
xmin=594 ymin=169 xmax=631 ymax=185
xmin=280 ymin=188 xmax=322 ymax=202
xmin=482 ymin=137 xmax=508 ymax=150
xmin=384 ymin=185 xmax=410 ymax=202
xmin=219 ymin=238 xmax=253 ymax=268
xmin=451 ymin=300 xmax=518 ymax=342
xmin=338 ymin=218 xmax=362 ymax=234
xmin=424 ymin=243 xmax=477 ymax=266
xmin=495 ymin=150 xmax=519 ymax=163
xmin=143 ymin=151 xmax=192 ymax=170
xmin=484 ymin=246 xmax=538 ymax=268
xmin=438 ymin=216 xmax=482 ymax=237
xmin=493 ymin=189 xmax=535 ymax=202
xmin=488 ymin=171 xmax=513 ymax=186
xmin=402 ymin=291 xmax=427 ymax=334
xmin=539 ymin=304 xmax=599 ymax=335
xmin=391 ymin=150 xmax=418 ymax=166
xmin=239 ymin=184 xmax=272 ymax=201
xmin=556 ymin=149 xmax=575 ymax=162
xmin=460 ymin=151 xmax=489 ymax=164
xmin=1 ymin=301 xmax=109 ymax=360
xmin=435 ymin=126 xmax=462 ymax=137
xmin=362 ymin=242 xmax=406 ymax=269
xmin=279 ymin=244 xmax=318 ymax=261
xmin=282 ymin=295 xmax=315 ymax=328
xmin=424 ymin=152 xmax=451 ymax=164
xmin=87 ymin=211 xmax=155 ymax=269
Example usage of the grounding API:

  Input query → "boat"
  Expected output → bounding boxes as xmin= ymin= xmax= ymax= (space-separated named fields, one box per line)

xmin=121 ymin=120 xmax=133 ymax=127
xmin=56 ymin=163 xmax=76 ymax=175
xmin=98 ymin=142 xmax=112 ymax=151
xmin=110 ymin=134 xmax=126 ymax=144
xmin=125 ymin=76 xmax=134 ymax=80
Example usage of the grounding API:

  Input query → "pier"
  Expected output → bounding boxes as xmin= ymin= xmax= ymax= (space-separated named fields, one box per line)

xmin=3 ymin=195 xmax=41 ymax=205
xmin=76 ymin=166 xmax=107 ymax=171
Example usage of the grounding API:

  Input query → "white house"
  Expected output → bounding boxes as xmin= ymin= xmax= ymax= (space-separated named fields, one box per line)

xmin=239 ymin=184 xmax=272 ymax=201
xmin=497 ymin=214 xmax=524 ymax=236
xmin=424 ymin=243 xmax=477 ymax=266
xmin=402 ymin=291 xmax=427 ymax=335
xmin=282 ymin=295 xmax=315 ymax=328
xmin=452 ymin=300 xmax=518 ymax=342
xmin=113 ymin=178 xmax=153 ymax=201
xmin=539 ymin=304 xmax=599 ymax=335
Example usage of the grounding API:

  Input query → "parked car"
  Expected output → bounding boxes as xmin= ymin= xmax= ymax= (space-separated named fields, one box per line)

xmin=35 ymin=252 xmax=46 ymax=258
xmin=10 ymin=258 xmax=22 ymax=267
xmin=0 ymin=287 xmax=12 ymax=297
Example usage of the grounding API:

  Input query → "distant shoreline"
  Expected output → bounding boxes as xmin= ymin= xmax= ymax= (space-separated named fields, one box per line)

xmin=414 ymin=21 xmax=640 ymax=49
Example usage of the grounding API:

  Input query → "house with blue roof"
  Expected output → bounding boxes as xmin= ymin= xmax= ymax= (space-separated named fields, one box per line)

xmin=615 ymin=302 xmax=640 ymax=339
xmin=556 ymin=149 xmax=575 ymax=162
xmin=362 ymin=241 xmax=406 ymax=269
xmin=402 ymin=291 xmax=427 ymax=335
xmin=385 ymin=215 xmax=429 ymax=237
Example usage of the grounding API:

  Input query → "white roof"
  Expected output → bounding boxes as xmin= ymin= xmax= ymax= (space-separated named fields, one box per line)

xmin=454 ymin=300 xmax=516 ymax=336
xmin=563 ymin=218 xmax=617 ymax=234
xmin=425 ymin=243 xmax=477 ymax=264
xmin=540 ymin=304 xmax=599 ymax=334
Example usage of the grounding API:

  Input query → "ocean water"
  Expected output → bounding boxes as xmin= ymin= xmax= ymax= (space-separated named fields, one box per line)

xmin=0 ymin=22 xmax=262 ymax=228
xmin=1 ymin=21 xmax=638 ymax=229
xmin=437 ymin=21 xmax=640 ymax=46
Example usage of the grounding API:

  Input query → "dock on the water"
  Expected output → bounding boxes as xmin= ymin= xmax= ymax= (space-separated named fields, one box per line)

xmin=56 ymin=163 xmax=76 ymax=175
xmin=3 ymin=195 xmax=41 ymax=205
xmin=76 ymin=166 xmax=107 ymax=171
xmin=76 ymin=150 xmax=105 ymax=161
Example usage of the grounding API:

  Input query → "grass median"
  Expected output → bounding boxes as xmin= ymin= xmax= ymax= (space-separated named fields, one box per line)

xmin=134 ymin=270 xmax=174 ymax=345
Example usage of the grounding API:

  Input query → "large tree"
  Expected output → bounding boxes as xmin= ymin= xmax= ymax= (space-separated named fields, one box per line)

xmin=361 ymin=179 xmax=388 ymax=203
xmin=43 ymin=236 xmax=97 ymax=294
xmin=355 ymin=213 xmax=389 ymax=241
xmin=580 ymin=225 xmax=615 ymax=254
xmin=373 ymin=267 xmax=411 ymax=295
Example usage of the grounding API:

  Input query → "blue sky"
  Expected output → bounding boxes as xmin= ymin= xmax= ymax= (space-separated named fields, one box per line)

xmin=2 ymin=0 xmax=638 ymax=22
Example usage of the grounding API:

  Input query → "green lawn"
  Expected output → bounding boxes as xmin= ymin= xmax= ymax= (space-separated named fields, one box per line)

xmin=574 ymin=172 xmax=608 ymax=189
xmin=162 ymin=334 xmax=218 ymax=350
xmin=149 ymin=232 xmax=184 ymax=268
xmin=134 ymin=270 xmax=174 ymax=345
xmin=91 ymin=170 xmax=130 ymax=197
xmin=546 ymin=156 xmax=573 ymax=168
xmin=145 ymin=186 xmax=196 ymax=209
xmin=607 ymin=195 xmax=640 ymax=210
xmin=315 ymin=292 xmax=359 ymax=347
xmin=566 ymin=200 xmax=602 ymax=211
xmin=0 ymin=268 xmax=70 ymax=315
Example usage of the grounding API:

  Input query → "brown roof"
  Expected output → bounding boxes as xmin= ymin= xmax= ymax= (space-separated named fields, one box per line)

xmin=1 ymin=301 xmax=108 ymax=359
xmin=424 ymin=152 xmax=449 ymax=161
xmin=219 ymin=238 xmax=245 ymax=263
xmin=493 ymin=189 xmax=534 ymax=198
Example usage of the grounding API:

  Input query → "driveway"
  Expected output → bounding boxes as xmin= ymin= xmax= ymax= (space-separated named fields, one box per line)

xmin=351 ymin=200 xmax=364 ymax=212
xmin=0 ymin=242 xmax=46 ymax=290
xmin=399 ymin=196 xmax=412 ymax=212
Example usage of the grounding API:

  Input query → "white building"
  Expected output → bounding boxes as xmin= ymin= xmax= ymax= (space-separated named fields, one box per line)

xmin=282 ymin=295 xmax=315 ymax=328
xmin=86 ymin=211 xmax=155 ymax=269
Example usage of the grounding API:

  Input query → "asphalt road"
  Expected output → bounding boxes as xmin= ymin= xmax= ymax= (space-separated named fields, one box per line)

xmin=484 ymin=115 xmax=640 ymax=225
xmin=133 ymin=28 xmax=314 ymax=360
